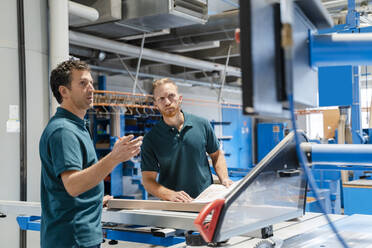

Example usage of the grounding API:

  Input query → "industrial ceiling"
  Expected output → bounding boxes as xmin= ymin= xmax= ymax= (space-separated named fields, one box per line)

xmin=68 ymin=0 xmax=372 ymax=91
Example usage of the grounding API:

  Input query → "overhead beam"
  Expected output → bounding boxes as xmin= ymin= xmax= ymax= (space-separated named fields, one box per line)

xmin=147 ymin=31 xmax=235 ymax=50
xmin=69 ymin=31 xmax=241 ymax=77
xmin=88 ymin=64 xmax=241 ymax=93
xmin=213 ymin=56 xmax=241 ymax=67
xmin=183 ymin=40 xmax=240 ymax=60
xmin=170 ymin=66 xmax=203 ymax=76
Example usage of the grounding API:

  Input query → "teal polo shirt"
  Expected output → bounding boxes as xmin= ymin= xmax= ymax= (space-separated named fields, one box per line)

xmin=39 ymin=107 xmax=104 ymax=248
xmin=141 ymin=112 xmax=220 ymax=198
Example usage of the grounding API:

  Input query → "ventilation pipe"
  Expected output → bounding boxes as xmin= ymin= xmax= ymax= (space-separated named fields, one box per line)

xmin=49 ymin=0 xmax=69 ymax=116
xmin=68 ymin=1 xmax=99 ymax=25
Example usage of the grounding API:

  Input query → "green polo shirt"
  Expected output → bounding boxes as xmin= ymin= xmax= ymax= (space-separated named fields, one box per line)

xmin=141 ymin=112 xmax=219 ymax=198
xmin=39 ymin=107 xmax=103 ymax=248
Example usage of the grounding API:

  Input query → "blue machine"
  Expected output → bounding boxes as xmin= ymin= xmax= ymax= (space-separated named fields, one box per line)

xmin=307 ymin=143 xmax=372 ymax=215
xmin=256 ymin=123 xmax=286 ymax=162
xmin=103 ymin=228 xmax=184 ymax=247
xmin=305 ymin=0 xmax=372 ymax=215
xmin=308 ymin=169 xmax=342 ymax=214
xmin=218 ymin=107 xmax=253 ymax=178
xmin=343 ymin=180 xmax=372 ymax=215
xmin=16 ymin=216 xmax=185 ymax=247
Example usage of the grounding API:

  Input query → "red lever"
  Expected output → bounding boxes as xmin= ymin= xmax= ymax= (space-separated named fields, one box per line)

xmin=194 ymin=199 xmax=225 ymax=243
xmin=235 ymin=28 xmax=240 ymax=43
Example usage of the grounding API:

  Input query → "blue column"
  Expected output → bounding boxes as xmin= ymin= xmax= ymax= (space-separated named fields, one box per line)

xmin=98 ymin=75 xmax=106 ymax=90
xmin=346 ymin=0 xmax=360 ymax=28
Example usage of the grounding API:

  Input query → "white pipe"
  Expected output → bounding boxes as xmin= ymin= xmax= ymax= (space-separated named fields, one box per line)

xmin=331 ymin=33 xmax=372 ymax=41
xmin=89 ymin=65 xmax=241 ymax=93
xmin=68 ymin=1 xmax=99 ymax=22
xmin=132 ymin=33 xmax=146 ymax=94
xmin=322 ymin=0 xmax=347 ymax=9
xmin=69 ymin=31 xmax=242 ymax=77
xmin=49 ymin=0 xmax=69 ymax=116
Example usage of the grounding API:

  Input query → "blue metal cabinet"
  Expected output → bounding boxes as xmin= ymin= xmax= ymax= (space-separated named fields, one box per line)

xmin=343 ymin=180 xmax=372 ymax=215
xmin=220 ymin=107 xmax=253 ymax=171
xmin=256 ymin=123 xmax=285 ymax=162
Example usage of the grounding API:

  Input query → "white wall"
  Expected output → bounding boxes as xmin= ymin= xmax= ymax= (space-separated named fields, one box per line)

xmin=0 ymin=0 xmax=22 ymax=246
xmin=0 ymin=0 xmax=48 ymax=247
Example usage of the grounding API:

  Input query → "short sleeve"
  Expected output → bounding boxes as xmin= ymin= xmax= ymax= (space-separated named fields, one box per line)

xmin=205 ymin=120 xmax=220 ymax=154
xmin=49 ymin=128 xmax=83 ymax=177
xmin=140 ymin=136 xmax=160 ymax=172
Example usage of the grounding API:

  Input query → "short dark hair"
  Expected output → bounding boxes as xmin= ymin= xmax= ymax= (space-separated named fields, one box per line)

xmin=50 ymin=60 xmax=90 ymax=104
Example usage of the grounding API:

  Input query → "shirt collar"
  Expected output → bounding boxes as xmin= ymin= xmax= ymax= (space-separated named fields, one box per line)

xmin=182 ymin=111 xmax=193 ymax=127
xmin=159 ymin=110 xmax=193 ymax=132
xmin=55 ymin=107 xmax=86 ymax=128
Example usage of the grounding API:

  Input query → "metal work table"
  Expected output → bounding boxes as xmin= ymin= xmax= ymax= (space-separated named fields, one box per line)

xmin=283 ymin=214 xmax=372 ymax=248
xmin=101 ymin=208 xmax=199 ymax=231
xmin=0 ymin=200 xmax=199 ymax=231
xmin=2 ymin=200 xmax=372 ymax=247
xmin=170 ymin=213 xmax=372 ymax=248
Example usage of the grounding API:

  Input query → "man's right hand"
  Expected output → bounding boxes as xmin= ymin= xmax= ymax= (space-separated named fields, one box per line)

xmin=110 ymin=135 xmax=143 ymax=163
xmin=167 ymin=191 xmax=193 ymax=203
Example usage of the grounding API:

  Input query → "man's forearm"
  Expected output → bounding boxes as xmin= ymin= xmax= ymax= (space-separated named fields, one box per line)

xmin=214 ymin=161 xmax=229 ymax=183
xmin=62 ymin=153 xmax=120 ymax=197
xmin=143 ymin=180 xmax=175 ymax=201
xmin=212 ymin=151 xmax=229 ymax=183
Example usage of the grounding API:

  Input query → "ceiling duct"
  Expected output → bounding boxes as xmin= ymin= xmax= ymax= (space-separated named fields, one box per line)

xmin=119 ymin=0 xmax=208 ymax=30
xmin=74 ymin=0 xmax=208 ymax=39
xmin=71 ymin=0 xmax=122 ymax=27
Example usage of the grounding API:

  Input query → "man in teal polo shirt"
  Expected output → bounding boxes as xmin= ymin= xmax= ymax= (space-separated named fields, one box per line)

xmin=141 ymin=78 xmax=233 ymax=202
xmin=39 ymin=60 xmax=142 ymax=248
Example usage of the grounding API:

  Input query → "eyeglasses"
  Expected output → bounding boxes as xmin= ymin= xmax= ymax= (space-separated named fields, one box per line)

xmin=155 ymin=93 xmax=178 ymax=104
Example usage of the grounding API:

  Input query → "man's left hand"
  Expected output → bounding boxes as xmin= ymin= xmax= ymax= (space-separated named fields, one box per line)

xmin=221 ymin=178 xmax=234 ymax=188
xmin=103 ymin=195 xmax=114 ymax=207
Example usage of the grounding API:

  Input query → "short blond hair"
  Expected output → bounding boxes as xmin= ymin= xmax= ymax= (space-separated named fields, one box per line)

xmin=152 ymin=78 xmax=178 ymax=93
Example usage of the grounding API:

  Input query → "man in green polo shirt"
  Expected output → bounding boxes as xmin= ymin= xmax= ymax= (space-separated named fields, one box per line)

xmin=39 ymin=60 xmax=142 ymax=248
xmin=141 ymin=78 xmax=233 ymax=202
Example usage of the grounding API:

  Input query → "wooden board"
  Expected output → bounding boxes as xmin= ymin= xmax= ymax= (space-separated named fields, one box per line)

xmin=322 ymin=109 xmax=340 ymax=139
xmin=107 ymin=199 xmax=207 ymax=213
